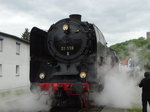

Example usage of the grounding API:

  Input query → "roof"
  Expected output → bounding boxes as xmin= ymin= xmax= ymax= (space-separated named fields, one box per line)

xmin=0 ymin=32 xmax=29 ymax=44
xmin=120 ymin=56 xmax=132 ymax=65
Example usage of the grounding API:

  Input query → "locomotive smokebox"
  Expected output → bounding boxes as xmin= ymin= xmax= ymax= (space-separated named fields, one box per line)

xmin=69 ymin=14 xmax=81 ymax=21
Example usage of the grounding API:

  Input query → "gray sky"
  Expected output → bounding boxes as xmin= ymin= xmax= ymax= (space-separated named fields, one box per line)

xmin=0 ymin=0 xmax=150 ymax=46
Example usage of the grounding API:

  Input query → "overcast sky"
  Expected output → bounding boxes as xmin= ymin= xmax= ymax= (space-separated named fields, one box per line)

xmin=0 ymin=0 xmax=150 ymax=46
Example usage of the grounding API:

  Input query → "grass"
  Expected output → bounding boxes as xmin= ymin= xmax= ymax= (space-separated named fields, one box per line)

xmin=0 ymin=88 xmax=29 ymax=98
xmin=0 ymin=90 xmax=11 ymax=98
xmin=15 ymin=89 xmax=25 ymax=96
xmin=125 ymin=108 xmax=142 ymax=112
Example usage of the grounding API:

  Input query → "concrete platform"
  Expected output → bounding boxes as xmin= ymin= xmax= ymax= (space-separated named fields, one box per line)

xmin=101 ymin=107 xmax=125 ymax=112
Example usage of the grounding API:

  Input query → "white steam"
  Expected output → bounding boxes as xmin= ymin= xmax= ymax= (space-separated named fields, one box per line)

xmin=90 ymin=42 xmax=147 ymax=109
xmin=92 ymin=64 xmax=143 ymax=109
xmin=0 ymin=90 xmax=52 ymax=112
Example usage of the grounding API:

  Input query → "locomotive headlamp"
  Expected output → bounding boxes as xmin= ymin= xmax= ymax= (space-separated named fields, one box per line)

xmin=63 ymin=24 xmax=69 ymax=31
xmin=39 ymin=73 xmax=45 ymax=79
xmin=80 ymin=72 xmax=87 ymax=78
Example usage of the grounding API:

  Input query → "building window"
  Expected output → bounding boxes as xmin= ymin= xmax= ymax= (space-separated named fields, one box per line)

xmin=0 ymin=38 xmax=4 ymax=52
xmin=16 ymin=42 xmax=20 ymax=55
xmin=0 ymin=64 xmax=2 ymax=77
xmin=16 ymin=65 xmax=20 ymax=76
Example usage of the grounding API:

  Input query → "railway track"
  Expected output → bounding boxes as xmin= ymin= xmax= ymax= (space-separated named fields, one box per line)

xmin=49 ymin=106 xmax=104 ymax=112
xmin=81 ymin=106 xmax=104 ymax=112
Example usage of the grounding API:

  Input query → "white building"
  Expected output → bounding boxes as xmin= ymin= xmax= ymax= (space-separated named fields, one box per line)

xmin=0 ymin=32 xmax=30 ymax=90
xmin=119 ymin=56 xmax=133 ymax=71
xmin=147 ymin=32 xmax=150 ymax=39
xmin=119 ymin=56 xmax=140 ymax=72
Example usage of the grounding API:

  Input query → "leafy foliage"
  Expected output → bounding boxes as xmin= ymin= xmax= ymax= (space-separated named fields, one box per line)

xmin=21 ymin=28 xmax=30 ymax=41
xmin=110 ymin=38 xmax=150 ymax=67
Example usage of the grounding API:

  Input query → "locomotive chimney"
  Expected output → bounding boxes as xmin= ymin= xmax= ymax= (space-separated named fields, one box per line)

xmin=69 ymin=14 xmax=81 ymax=21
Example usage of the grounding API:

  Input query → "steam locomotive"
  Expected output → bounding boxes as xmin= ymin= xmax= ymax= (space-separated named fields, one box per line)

xmin=30 ymin=14 xmax=118 ymax=108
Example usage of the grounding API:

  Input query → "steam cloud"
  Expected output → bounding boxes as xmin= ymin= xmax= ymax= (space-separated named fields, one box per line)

xmin=91 ymin=48 xmax=144 ymax=109
xmin=0 ymin=43 xmax=147 ymax=111
xmin=0 ymin=90 xmax=52 ymax=112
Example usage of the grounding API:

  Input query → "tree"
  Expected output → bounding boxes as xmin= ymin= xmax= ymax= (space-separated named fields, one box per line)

xmin=22 ymin=28 xmax=30 ymax=41
xmin=138 ymin=37 xmax=145 ymax=40
xmin=110 ymin=38 xmax=150 ymax=68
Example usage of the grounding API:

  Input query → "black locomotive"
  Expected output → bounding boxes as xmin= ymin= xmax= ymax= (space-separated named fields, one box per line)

xmin=30 ymin=14 xmax=118 ymax=107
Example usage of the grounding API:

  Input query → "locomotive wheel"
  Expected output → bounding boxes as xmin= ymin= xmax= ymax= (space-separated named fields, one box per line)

xmin=77 ymin=92 xmax=89 ymax=108
xmin=80 ymin=92 xmax=90 ymax=108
